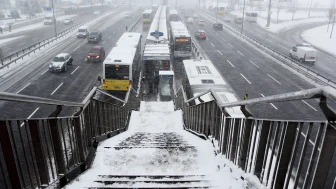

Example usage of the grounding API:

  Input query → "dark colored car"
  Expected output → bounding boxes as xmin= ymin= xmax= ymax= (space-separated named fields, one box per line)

xmin=88 ymin=31 xmax=102 ymax=43
xmin=195 ymin=30 xmax=207 ymax=40
xmin=87 ymin=46 xmax=105 ymax=62
xmin=213 ymin=23 xmax=223 ymax=31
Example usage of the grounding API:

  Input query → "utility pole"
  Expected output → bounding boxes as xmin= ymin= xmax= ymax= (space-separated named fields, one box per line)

xmin=215 ymin=0 xmax=219 ymax=22
xmin=308 ymin=0 xmax=313 ymax=17
xmin=241 ymin=0 xmax=246 ymax=34
xmin=266 ymin=0 xmax=272 ymax=27
xmin=51 ymin=0 xmax=57 ymax=37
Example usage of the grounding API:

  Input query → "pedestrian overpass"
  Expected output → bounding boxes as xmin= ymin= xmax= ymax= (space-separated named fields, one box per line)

xmin=0 ymin=86 xmax=335 ymax=189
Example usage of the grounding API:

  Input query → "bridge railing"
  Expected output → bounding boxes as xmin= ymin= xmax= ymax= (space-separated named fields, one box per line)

xmin=0 ymin=87 xmax=139 ymax=189
xmin=174 ymin=86 xmax=336 ymax=189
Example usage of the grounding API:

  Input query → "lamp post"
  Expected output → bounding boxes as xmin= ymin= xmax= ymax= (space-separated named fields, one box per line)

xmin=241 ymin=0 xmax=246 ymax=34
xmin=266 ymin=0 xmax=272 ymax=27
xmin=51 ymin=0 xmax=57 ymax=37
xmin=215 ymin=0 xmax=219 ymax=22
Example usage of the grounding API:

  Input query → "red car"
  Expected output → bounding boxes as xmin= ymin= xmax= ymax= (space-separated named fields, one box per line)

xmin=195 ymin=30 xmax=206 ymax=40
xmin=87 ymin=46 xmax=105 ymax=62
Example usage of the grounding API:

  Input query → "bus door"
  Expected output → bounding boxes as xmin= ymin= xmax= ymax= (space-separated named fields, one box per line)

xmin=159 ymin=71 xmax=174 ymax=101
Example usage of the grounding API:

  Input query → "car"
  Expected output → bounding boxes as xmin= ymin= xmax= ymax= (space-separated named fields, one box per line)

xmin=94 ymin=10 xmax=100 ymax=15
xmin=63 ymin=18 xmax=73 ymax=25
xmin=213 ymin=23 xmax=223 ymax=31
xmin=88 ymin=31 xmax=102 ymax=43
xmin=198 ymin=20 xmax=205 ymax=26
xmin=187 ymin=17 xmax=194 ymax=24
xmin=125 ymin=13 xmax=130 ymax=18
xmin=223 ymin=17 xmax=231 ymax=22
xmin=192 ymin=13 xmax=198 ymax=19
xmin=77 ymin=25 xmax=89 ymax=38
xmin=195 ymin=30 xmax=206 ymax=40
xmin=49 ymin=53 xmax=73 ymax=72
xmin=289 ymin=45 xmax=317 ymax=63
xmin=87 ymin=46 xmax=105 ymax=62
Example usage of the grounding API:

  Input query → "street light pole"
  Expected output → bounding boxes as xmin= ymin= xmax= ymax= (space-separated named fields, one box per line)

xmin=216 ymin=0 xmax=219 ymax=22
xmin=51 ymin=0 xmax=57 ymax=37
xmin=241 ymin=0 xmax=246 ymax=34
xmin=266 ymin=0 xmax=272 ymax=27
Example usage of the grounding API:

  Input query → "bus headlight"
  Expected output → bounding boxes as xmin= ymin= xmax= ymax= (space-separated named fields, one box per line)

xmin=96 ymin=56 xmax=100 ymax=59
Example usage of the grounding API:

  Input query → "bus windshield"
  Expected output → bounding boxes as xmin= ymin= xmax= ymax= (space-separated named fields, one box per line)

xmin=143 ymin=13 xmax=151 ymax=18
xmin=105 ymin=64 xmax=129 ymax=80
xmin=175 ymin=42 xmax=191 ymax=51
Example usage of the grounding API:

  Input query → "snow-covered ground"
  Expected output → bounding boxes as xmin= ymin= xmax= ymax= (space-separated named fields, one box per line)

xmin=65 ymin=101 xmax=258 ymax=188
xmin=0 ymin=36 xmax=24 ymax=46
xmin=301 ymin=24 xmax=336 ymax=56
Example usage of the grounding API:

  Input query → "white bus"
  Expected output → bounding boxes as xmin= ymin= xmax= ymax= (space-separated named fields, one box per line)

xmin=245 ymin=12 xmax=258 ymax=22
xmin=169 ymin=9 xmax=179 ymax=22
xmin=170 ymin=21 xmax=192 ymax=59
xmin=182 ymin=59 xmax=245 ymax=118
xmin=101 ymin=32 xmax=142 ymax=92
xmin=143 ymin=9 xmax=153 ymax=24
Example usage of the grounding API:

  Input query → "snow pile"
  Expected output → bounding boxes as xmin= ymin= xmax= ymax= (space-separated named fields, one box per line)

xmin=301 ymin=24 xmax=336 ymax=56
xmin=0 ymin=36 xmax=24 ymax=46
xmin=65 ymin=101 xmax=261 ymax=188
xmin=257 ymin=17 xmax=328 ymax=33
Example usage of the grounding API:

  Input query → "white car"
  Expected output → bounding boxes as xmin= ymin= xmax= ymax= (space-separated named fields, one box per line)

xmin=187 ymin=17 xmax=194 ymax=24
xmin=49 ymin=53 xmax=73 ymax=72
xmin=94 ymin=11 xmax=100 ymax=15
xmin=63 ymin=18 xmax=73 ymax=25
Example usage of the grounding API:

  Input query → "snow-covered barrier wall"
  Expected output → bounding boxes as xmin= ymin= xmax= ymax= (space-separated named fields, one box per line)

xmin=174 ymin=86 xmax=336 ymax=189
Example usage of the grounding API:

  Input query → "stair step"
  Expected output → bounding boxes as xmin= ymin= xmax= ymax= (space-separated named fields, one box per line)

xmin=87 ymin=186 xmax=216 ymax=189
xmin=94 ymin=180 xmax=211 ymax=185
xmin=110 ymin=146 xmax=196 ymax=149
xmin=98 ymin=175 xmax=207 ymax=179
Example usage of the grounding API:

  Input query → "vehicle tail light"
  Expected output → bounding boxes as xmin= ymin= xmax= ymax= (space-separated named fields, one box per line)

xmin=130 ymin=80 xmax=132 ymax=86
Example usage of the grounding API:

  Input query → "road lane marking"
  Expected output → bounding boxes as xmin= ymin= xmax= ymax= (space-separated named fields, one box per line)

xmin=113 ymin=31 xmax=116 ymax=34
xmin=18 ymin=42 xmax=25 ymax=46
xmin=84 ymin=58 xmax=87 ymax=61
xmin=51 ymin=82 xmax=63 ymax=95
xmin=16 ymin=83 xmax=31 ymax=94
xmin=302 ymin=100 xmax=318 ymax=111
xmin=317 ymin=64 xmax=332 ymax=71
xmin=228 ymin=43 xmax=233 ymax=47
xmin=102 ymin=41 xmax=106 ymax=44
xmin=21 ymin=107 xmax=40 ymax=127
xmin=108 ymin=35 xmax=111 ymax=39
xmin=227 ymin=60 xmax=235 ymax=67
xmin=249 ymin=60 xmax=259 ymax=68
xmin=41 ymin=69 xmax=48 ymax=75
xmin=216 ymin=33 xmax=219 ymax=36
xmin=73 ymin=45 xmax=81 ymax=52
xmin=261 ymin=94 xmax=278 ymax=110
xmin=33 ymin=37 xmax=39 ymax=41
xmin=237 ymin=50 xmax=244 ymax=56
xmin=279 ymin=45 xmax=286 ymax=49
xmin=221 ymin=37 xmax=225 ymax=41
xmin=240 ymin=73 xmax=251 ymax=84
xmin=211 ymin=43 xmax=215 ymax=47
xmin=71 ymin=66 xmax=79 ymax=75
xmin=267 ymin=74 xmax=282 ymax=85
xmin=217 ymin=50 xmax=223 ymax=55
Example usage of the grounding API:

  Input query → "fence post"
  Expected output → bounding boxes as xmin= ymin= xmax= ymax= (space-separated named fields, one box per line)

xmin=48 ymin=118 xmax=66 ymax=174
xmin=0 ymin=121 xmax=23 ymax=189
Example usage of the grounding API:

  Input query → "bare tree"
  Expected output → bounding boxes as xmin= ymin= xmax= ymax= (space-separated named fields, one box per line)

xmin=327 ymin=0 xmax=336 ymax=32
xmin=289 ymin=0 xmax=300 ymax=20
xmin=275 ymin=0 xmax=286 ymax=23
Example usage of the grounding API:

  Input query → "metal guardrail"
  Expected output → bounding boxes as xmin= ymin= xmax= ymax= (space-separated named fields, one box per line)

xmin=174 ymin=85 xmax=336 ymax=189
xmin=199 ymin=12 xmax=336 ymax=89
xmin=0 ymin=10 xmax=111 ymax=70
xmin=0 ymin=87 xmax=140 ymax=189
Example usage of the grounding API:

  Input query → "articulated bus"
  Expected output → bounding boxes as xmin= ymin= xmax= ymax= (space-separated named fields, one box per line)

xmin=182 ymin=59 xmax=245 ymax=118
xmin=170 ymin=21 xmax=192 ymax=59
xmin=143 ymin=9 xmax=154 ymax=24
xmin=169 ymin=9 xmax=179 ymax=22
xmin=245 ymin=12 xmax=258 ymax=22
xmin=101 ymin=32 xmax=142 ymax=92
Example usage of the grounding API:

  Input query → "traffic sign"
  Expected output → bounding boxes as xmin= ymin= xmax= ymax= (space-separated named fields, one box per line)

xmin=150 ymin=30 xmax=163 ymax=38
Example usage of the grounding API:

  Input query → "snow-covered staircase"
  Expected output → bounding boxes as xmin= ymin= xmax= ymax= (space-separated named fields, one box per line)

xmin=65 ymin=101 xmax=248 ymax=189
